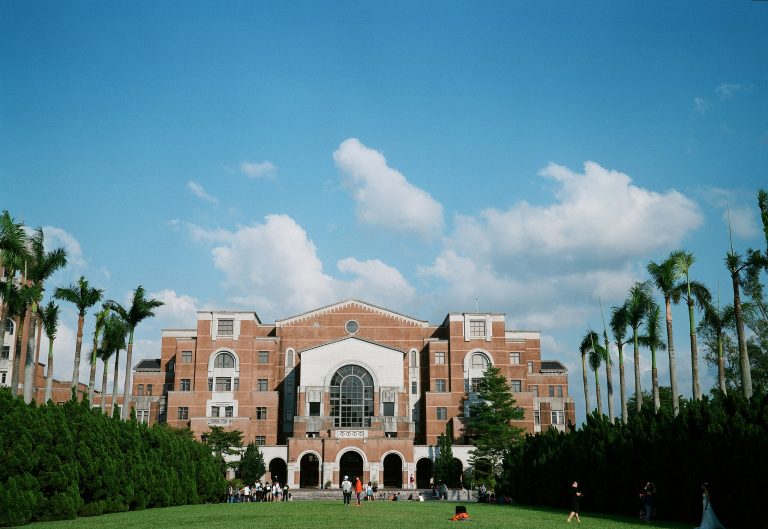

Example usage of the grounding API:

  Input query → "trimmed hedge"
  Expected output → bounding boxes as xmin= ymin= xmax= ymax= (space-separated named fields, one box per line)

xmin=0 ymin=389 xmax=225 ymax=527
xmin=499 ymin=391 xmax=767 ymax=527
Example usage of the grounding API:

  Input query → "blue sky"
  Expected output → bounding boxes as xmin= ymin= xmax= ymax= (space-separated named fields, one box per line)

xmin=2 ymin=1 xmax=767 ymax=424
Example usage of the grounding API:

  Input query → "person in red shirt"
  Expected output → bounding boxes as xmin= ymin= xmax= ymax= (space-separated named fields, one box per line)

xmin=355 ymin=477 xmax=363 ymax=506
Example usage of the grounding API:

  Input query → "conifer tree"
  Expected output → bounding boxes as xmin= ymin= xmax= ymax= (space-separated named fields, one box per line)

xmin=239 ymin=443 xmax=266 ymax=484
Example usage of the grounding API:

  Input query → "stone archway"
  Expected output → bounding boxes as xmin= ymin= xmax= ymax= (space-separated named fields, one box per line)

xmin=339 ymin=451 xmax=364 ymax=487
xmin=269 ymin=458 xmax=287 ymax=485
xmin=300 ymin=453 xmax=320 ymax=488
xmin=382 ymin=453 xmax=403 ymax=488
xmin=416 ymin=458 xmax=433 ymax=488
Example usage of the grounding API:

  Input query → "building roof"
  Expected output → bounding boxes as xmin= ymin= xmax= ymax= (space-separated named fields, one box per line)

xmin=134 ymin=359 xmax=162 ymax=372
xmin=276 ymin=299 xmax=429 ymax=328
xmin=540 ymin=360 xmax=567 ymax=373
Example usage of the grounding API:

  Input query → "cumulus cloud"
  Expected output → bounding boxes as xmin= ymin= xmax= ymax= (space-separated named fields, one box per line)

xmin=240 ymin=161 xmax=276 ymax=179
xmin=187 ymin=181 xmax=219 ymax=204
xmin=336 ymin=257 xmax=416 ymax=308
xmin=700 ymin=186 xmax=761 ymax=239
xmin=43 ymin=226 xmax=85 ymax=267
xmin=333 ymin=138 xmax=444 ymax=238
xmin=150 ymin=289 xmax=201 ymax=328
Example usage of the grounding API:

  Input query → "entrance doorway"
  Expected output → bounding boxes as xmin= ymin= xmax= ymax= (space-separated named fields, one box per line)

xmin=339 ymin=451 xmax=363 ymax=486
xmin=300 ymin=453 xmax=320 ymax=488
xmin=416 ymin=458 xmax=433 ymax=488
xmin=382 ymin=453 xmax=403 ymax=488
xmin=269 ymin=458 xmax=287 ymax=485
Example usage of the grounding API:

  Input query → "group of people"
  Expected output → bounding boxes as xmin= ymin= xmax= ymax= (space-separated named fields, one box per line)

xmin=340 ymin=476 xmax=364 ymax=506
xmin=227 ymin=481 xmax=291 ymax=503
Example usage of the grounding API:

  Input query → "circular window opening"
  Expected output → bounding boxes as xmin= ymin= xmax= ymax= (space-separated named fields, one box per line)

xmin=345 ymin=320 xmax=360 ymax=334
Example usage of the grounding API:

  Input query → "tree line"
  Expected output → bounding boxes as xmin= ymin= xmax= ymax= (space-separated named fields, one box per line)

xmin=0 ymin=389 xmax=226 ymax=527
xmin=0 ymin=210 xmax=163 ymax=417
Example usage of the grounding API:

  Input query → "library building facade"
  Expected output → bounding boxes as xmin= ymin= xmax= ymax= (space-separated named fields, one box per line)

xmin=131 ymin=300 xmax=574 ymax=488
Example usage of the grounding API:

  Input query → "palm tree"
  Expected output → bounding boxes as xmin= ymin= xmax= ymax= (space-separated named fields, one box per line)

xmin=54 ymin=276 xmax=104 ymax=397
xmin=586 ymin=331 xmax=605 ymax=416
xmin=98 ymin=314 xmax=127 ymax=413
xmin=697 ymin=297 xmax=734 ymax=395
xmin=639 ymin=302 xmax=667 ymax=413
xmin=725 ymin=249 xmax=759 ymax=399
xmin=12 ymin=283 xmax=42 ymax=399
xmin=647 ymin=253 xmax=681 ymax=416
xmin=578 ymin=330 xmax=595 ymax=417
xmin=106 ymin=286 xmax=163 ymax=419
xmin=40 ymin=300 xmax=60 ymax=402
xmin=22 ymin=228 xmax=67 ymax=403
xmin=626 ymin=281 xmax=652 ymax=413
xmin=599 ymin=299 xmax=615 ymax=424
xmin=0 ymin=211 xmax=29 ymax=394
xmin=87 ymin=305 xmax=111 ymax=403
xmin=610 ymin=302 xmax=631 ymax=423
xmin=673 ymin=251 xmax=712 ymax=401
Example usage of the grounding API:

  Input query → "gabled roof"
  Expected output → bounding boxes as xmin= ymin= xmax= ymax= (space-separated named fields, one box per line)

xmin=276 ymin=299 xmax=429 ymax=328
xmin=134 ymin=359 xmax=162 ymax=371
xmin=540 ymin=360 xmax=567 ymax=373
xmin=298 ymin=335 xmax=406 ymax=355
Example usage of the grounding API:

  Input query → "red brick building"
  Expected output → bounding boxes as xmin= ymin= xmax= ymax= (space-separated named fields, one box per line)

xmin=133 ymin=299 xmax=575 ymax=488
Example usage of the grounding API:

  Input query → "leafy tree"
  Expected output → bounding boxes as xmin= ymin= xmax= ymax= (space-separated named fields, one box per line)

xmin=466 ymin=365 xmax=524 ymax=486
xmin=238 ymin=443 xmax=266 ymax=484
xmin=434 ymin=422 xmax=461 ymax=487
xmin=54 ymin=277 xmax=104 ymax=395
xmin=202 ymin=426 xmax=243 ymax=476
xmin=40 ymin=300 xmax=60 ymax=402
xmin=105 ymin=286 xmax=163 ymax=419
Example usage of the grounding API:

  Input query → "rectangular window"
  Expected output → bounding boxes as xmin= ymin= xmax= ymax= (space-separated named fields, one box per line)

xmin=435 ymin=379 xmax=446 ymax=392
xmin=217 ymin=319 xmax=233 ymax=335
xmin=551 ymin=410 xmax=564 ymax=425
xmin=383 ymin=402 xmax=395 ymax=416
xmin=557 ymin=385 xmax=564 ymax=397
xmin=208 ymin=378 xmax=213 ymax=391
xmin=470 ymin=379 xmax=481 ymax=392
xmin=215 ymin=377 xmax=232 ymax=391
xmin=509 ymin=352 xmax=520 ymax=365
xmin=527 ymin=361 xmax=534 ymax=374
xmin=533 ymin=385 xmax=539 ymax=397
xmin=181 ymin=351 xmax=192 ymax=363
xmin=257 ymin=379 xmax=268 ymax=391
xmin=211 ymin=406 xmax=220 ymax=418
xmin=259 ymin=351 xmax=269 ymax=364
xmin=309 ymin=402 xmax=320 ymax=416
xmin=178 ymin=406 xmax=188 ymax=420
xmin=510 ymin=379 xmax=522 ymax=392
xmin=1 ymin=346 xmax=8 ymax=360
xmin=549 ymin=385 xmax=555 ymax=397
xmin=254 ymin=436 xmax=266 ymax=446
xmin=137 ymin=410 xmax=149 ymax=424
xmin=234 ymin=378 xmax=239 ymax=391
xmin=434 ymin=352 xmax=445 ymax=364
xmin=436 ymin=407 xmax=447 ymax=420
xmin=1 ymin=371 xmax=6 ymax=384
xmin=180 ymin=379 xmax=191 ymax=391
xmin=137 ymin=384 xmax=144 ymax=396
xmin=534 ymin=410 xmax=541 ymax=425
xmin=225 ymin=406 xmax=234 ymax=418
xmin=411 ymin=381 xmax=417 ymax=395
xmin=146 ymin=384 xmax=153 ymax=396
xmin=469 ymin=320 xmax=486 ymax=338
xmin=256 ymin=407 xmax=267 ymax=420
xmin=166 ymin=359 xmax=175 ymax=373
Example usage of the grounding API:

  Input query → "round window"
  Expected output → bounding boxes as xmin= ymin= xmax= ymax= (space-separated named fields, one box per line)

xmin=345 ymin=320 xmax=359 ymax=334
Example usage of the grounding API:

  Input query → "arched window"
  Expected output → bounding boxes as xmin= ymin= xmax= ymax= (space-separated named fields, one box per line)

xmin=471 ymin=353 xmax=489 ymax=369
xmin=330 ymin=365 xmax=374 ymax=428
xmin=4 ymin=319 xmax=14 ymax=334
xmin=214 ymin=352 xmax=235 ymax=369
xmin=286 ymin=349 xmax=295 ymax=367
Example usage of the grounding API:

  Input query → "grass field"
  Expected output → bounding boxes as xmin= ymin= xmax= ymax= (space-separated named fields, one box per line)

xmin=20 ymin=501 xmax=692 ymax=529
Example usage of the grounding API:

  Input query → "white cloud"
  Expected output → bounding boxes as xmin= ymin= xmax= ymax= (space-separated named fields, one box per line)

xmin=43 ymin=226 xmax=85 ymax=267
xmin=700 ymin=186 xmax=761 ymax=239
xmin=716 ymin=83 xmax=752 ymax=99
xmin=723 ymin=206 xmax=759 ymax=239
xmin=336 ymin=257 xmax=416 ymax=308
xmin=693 ymin=97 xmax=709 ymax=114
xmin=150 ymin=289 xmax=201 ymax=328
xmin=240 ymin=161 xmax=276 ymax=179
xmin=333 ymin=138 xmax=444 ymax=238
xmin=187 ymin=181 xmax=219 ymax=204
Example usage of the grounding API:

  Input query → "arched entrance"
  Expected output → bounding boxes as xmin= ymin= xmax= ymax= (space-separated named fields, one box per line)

xmin=382 ymin=453 xmax=403 ymax=488
xmin=339 ymin=451 xmax=363 ymax=486
xmin=269 ymin=458 xmax=287 ymax=485
xmin=300 ymin=453 xmax=320 ymax=488
xmin=416 ymin=458 xmax=433 ymax=488
xmin=450 ymin=458 xmax=464 ymax=488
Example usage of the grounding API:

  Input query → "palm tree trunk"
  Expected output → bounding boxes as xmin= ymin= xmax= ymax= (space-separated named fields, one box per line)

xmin=717 ymin=335 xmax=726 ymax=395
xmin=44 ymin=336 xmax=54 ymax=402
xmin=594 ymin=369 xmax=602 ymax=415
xmin=122 ymin=336 xmax=134 ymax=420
xmin=633 ymin=331 xmax=642 ymax=412
xmin=687 ymin=300 xmax=701 ymax=400
xmin=652 ymin=366 xmax=660 ymax=413
xmin=11 ymin=312 xmax=27 ymax=396
xmin=111 ymin=349 xmax=120 ymax=417
xmin=731 ymin=271 xmax=752 ymax=398
xmin=619 ymin=348 xmax=628 ymax=423
xmin=0 ymin=302 xmax=7 ymax=366
xmin=581 ymin=354 xmax=590 ymax=418
xmin=71 ymin=315 xmax=84 ymax=397
xmin=23 ymin=309 xmax=39 ymax=403
xmin=100 ymin=359 xmax=109 ymax=413
xmin=604 ymin=335 xmax=614 ymax=424
xmin=87 ymin=355 xmax=97 ymax=403
xmin=664 ymin=298 xmax=679 ymax=416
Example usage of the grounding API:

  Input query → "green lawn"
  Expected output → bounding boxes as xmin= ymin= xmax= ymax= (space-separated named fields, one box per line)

xmin=20 ymin=501 xmax=692 ymax=529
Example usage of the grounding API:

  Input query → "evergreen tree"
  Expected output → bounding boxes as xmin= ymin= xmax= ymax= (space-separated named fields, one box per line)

xmin=202 ymin=426 xmax=243 ymax=476
xmin=238 ymin=443 xmax=266 ymax=484
xmin=466 ymin=365 xmax=524 ymax=486
xmin=433 ymin=422 xmax=460 ymax=487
